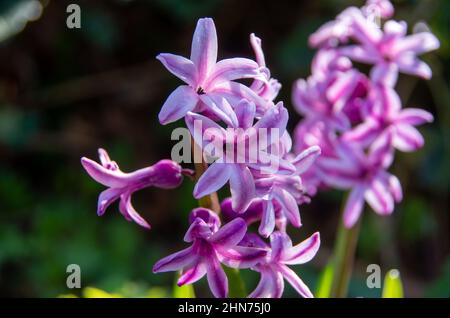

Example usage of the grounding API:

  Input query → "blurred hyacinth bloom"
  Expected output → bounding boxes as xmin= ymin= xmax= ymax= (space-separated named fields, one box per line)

xmin=81 ymin=149 xmax=185 ymax=229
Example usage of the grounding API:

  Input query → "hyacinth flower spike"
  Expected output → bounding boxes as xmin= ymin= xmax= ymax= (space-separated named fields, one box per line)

xmin=317 ymin=137 xmax=402 ymax=228
xmin=153 ymin=208 xmax=267 ymax=298
xmin=248 ymin=231 xmax=320 ymax=298
xmin=81 ymin=148 xmax=187 ymax=229
xmin=157 ymin=18 xmax=265 ymax=126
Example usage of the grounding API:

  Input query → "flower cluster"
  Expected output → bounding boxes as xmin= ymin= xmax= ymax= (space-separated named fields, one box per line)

xmin=81 ymin=18 xmax=321 ymax=298
xmin=293 ymin=0 xmax=439 ymax=227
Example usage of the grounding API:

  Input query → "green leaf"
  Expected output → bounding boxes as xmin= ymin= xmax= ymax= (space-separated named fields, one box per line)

xmin=173 ymin=273 xmax=195 ymax=298
xmin=223 ymin=267 xmax=246 ymax=298
xmin=382 ymin=269 xmax=404 ymax=298
xmin=315 ymin=262 xmax=334 ymax=298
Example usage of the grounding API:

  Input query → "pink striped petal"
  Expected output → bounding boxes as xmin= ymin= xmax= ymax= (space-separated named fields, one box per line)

xmin=274 ymin=190 xmax=301 ymax=228
xmin=234 ymin=99 xmax=256 ymax=129
xmin=193 ymin=162 xmax=231 ymax=198
xmin=391 ymin=32 xmax=440 ymax=56
xmin=249 ymin=269 xmax=284 ymax=298
xmin=343 ymin=186 xmax=365 ymax=228
xmin=269 ymin=231 xmax=292 ymax=262
xmin=229 ymin=165 xmax=255 ymax=213
xmin=153 ymin=246 xmax=197 ymax=273
xmin=156 ymin=53 xmax=197 ymax=87
xmin=190 ymin=18 xmax=217 ymax=82
xmin=97 ymin=187 xmax=121 ymax=216
xmin=259 ymin=201 xmax=275 ymax=238
xmin=217 ymin=246 xmax=267 ymax=268
xmin=283 ymin=232 xmax=320 ymax=265
xmin=159 ymin=85 xmax=199 ymax=125
xmin=206 ymin=257 xmax=228 ymax=298
xmin=81 ymin=157 xmax=128 ymax=188
xmin=209 ymin=218 xmax=247 ymax=247
xmin=393 ymin=123 xmax=425 ymax=152
xmin=365 ymin=178 xmax=394 ymax=215
xmin=207 ymin=58 xmax=260 ymax=87
xmin=396 ymin=108 xmax=433 ymax=126
xmin=291 ymin=145 xmax=321 ymax=175
xmin=199 ymin=94 xmax=238 ymax=127
xmin=343 ymin=118 xmax=380 ymax=147
xmin=279 ymin=265 xmax=313 ymax=298
xmin=119 ymin=193 xmax=150 ymax=229
xmin=177 ymin=260 xmax=207 ymax=286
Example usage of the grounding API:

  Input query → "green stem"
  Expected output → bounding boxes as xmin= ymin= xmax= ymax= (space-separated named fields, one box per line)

xmin=330 ymin=199 xmax=362 ymax=298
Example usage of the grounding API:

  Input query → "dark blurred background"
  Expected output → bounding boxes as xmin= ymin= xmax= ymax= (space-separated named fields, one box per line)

xmin=0 ymin=0 xmax=448 ymax=297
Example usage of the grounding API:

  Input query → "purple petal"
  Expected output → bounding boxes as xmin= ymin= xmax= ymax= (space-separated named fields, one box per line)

xmin=258 ymin=200 xmax=275 ymax=238
xmin=274 ymin=190 xmax=301 ymax=228
xmin=253 ymin=102 xmax=288 ymax=140
xmin=395 ymin=54 xmax=432 ymax=79
xmin=189 ymin=207 xmax=221 ymax=228
xmin=392 ymin=32 xmax=440 ymax=56
xmin=207 ymin=58 xmax=260 ymax=87
xmin=191 ymin=18 xmax=218 ymax=82
xmin=283 ymin=232 xmax=320 ymax=265
xmin=156 ymin=53 xmax=197 ymax=87
xmin=217 ymin=246 xmax=267 ymax=268
xmin=177 ymin=260 xmax=207 ymax=286
xmin=250 ymin=33 xmax=266 ymax=67
xmin=343 ymin=118 xmax=380 ymax=147
xmin=185 ymin=111 xmax=226 ymax=155
xmin=118 ymin=193 xmax=150 ymax=229
xmin=153 ymin=246 xmax=197 ymax=273
xmin=365 ymin=178 xmax=394 ymax=215
xmin=396 ymin=108 xmax=433 ymax=126
xmin=81 ymin=157 xmax=128 ymax=188
xmin=199 ymin=94 xmax=238 ymax=127
xmin=159 ymin=85 xmax=198 ymax=125
xmin=229 ymin=165 xmax=255 ymax=213
xmin=388 ymin=174 xmax=403 ymax=202
xmin=206 ymin=257 xmax=228 ymax=298
xmin=339 ymin=45 xmax=380 ymax=65
xmin=393 ymin=123 xmax=425 ymax=152
xmin=209 ymin=218 xmax=247 ymax=247
xmin=342 ymin=186 xmax=365 ymax=228
xmin=279 ymin=265 xmax=313 ymax=298
xmin=370 ymin=62 xmax=398 ymax=87
xmin=193 ymin=162 xmax=231 ymax=198
xmin=291 ymin=145 xmax=321 ymax=175
xmin=249 ymin=268 xmax=284 ymax=298
xmin=235 ymin=99 xmax=256 ymax=129
xmin=97 ymin=187 xmax=122 ymax=216
xmin=270 ymin=231 xmax=292 ymax=262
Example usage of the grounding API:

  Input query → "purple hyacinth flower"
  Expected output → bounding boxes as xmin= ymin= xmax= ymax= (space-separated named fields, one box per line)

xmin=152 ymin=208 xmax=267 ymax=298
xmin=157 ymin=18 xmax=264 ymax=126
xmin=339 ymin=14 xmax=439 ymax=79
xmin=185 ymin=100 xmax=293 ymax=213
xmin=344 ymin=63 xmax=434 ymax=152
xmin=81 ymin=148 xmax=186 ymax=229
xmin=247 ymin=231 xmax=320 ymax=298
xmin=317 ymin=138 xmax=402 ymax=228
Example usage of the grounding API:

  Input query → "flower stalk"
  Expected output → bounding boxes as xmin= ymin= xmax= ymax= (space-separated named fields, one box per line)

xmin=330 ymin=199 xmax=362 ymax=298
